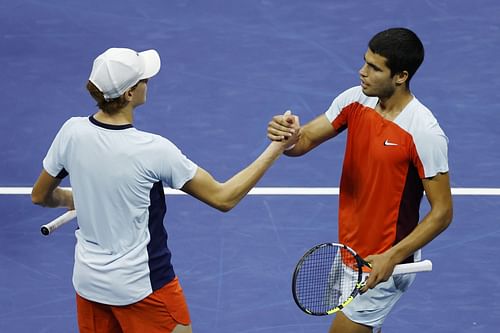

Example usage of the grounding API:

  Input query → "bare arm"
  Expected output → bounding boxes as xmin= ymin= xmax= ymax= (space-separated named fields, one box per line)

xmin=267 ymin=113 xmax=337 ymax=156
xmin=181 ymin=141 xmax=291 ymax=212
xmin=362 ymin=172 xmax=453 ymax=291
xmin=32 ymin=170 xmax=74 ymax=209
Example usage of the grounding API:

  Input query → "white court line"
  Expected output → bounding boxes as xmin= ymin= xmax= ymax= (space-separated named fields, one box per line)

xmin=1 ymin=187 xmax=500 ymax=195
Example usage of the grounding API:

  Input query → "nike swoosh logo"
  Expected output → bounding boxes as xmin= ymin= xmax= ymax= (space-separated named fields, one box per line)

xmin=384 ymin=140 xmax=398 ymax=146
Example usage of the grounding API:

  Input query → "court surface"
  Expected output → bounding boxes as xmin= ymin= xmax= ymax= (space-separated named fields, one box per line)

xmin=1 ymin=1 xmax=499 ymax=332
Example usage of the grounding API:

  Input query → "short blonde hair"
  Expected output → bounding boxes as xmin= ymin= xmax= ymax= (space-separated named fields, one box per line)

xmin=86 ymin=81 xmax=130 ymax=114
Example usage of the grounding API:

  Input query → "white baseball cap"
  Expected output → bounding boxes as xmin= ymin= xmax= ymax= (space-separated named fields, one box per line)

xmin=89 ymin=48 xmax=161 ymax=100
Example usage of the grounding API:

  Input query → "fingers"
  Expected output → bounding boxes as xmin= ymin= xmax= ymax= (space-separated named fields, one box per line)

xmin=360 ymin=274 xmax=376 ymax=293
xmin=359 ymin=255 xmax=392 ymax=293
xmin=267 ymin=121 xmax=293 ymax=140
xmin=267 ymin=110 xmax=299 ymax=141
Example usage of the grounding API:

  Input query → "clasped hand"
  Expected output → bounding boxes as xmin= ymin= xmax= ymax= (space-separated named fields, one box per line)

xmin=268 ymin=110 xmax=301 ymax=148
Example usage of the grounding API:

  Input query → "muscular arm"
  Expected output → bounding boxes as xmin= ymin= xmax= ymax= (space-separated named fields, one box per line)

xmin=267 ymin=114 xmax=337 ymax=156
xmin=181 ymin=141 xmax=289 ymax=212
xmin=32 ymin=170 xmax=74 ymax=209
xmin=362 ymin=172 xmax=453 ymax=290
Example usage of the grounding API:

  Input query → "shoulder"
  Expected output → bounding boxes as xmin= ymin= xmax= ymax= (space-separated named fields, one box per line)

xmin=52 ymin=117 xmax=89 ymax=139
xmin=338 ymin=86 xmax=375 ymax=104
xmin=402 ymin=98 xmax=447 ymax=139
xmin=133 ymin=129 xmax=184 ymax=153
xmin=335 ymin=86 xmax=363 ymax=104
xmin=326 ymin=86 xmax=377 ymax=122
xmin=329 ymin=86 xmax=377 ymax=111
xmin=60 ymin=116 xmax=88 ymax=129
xmin=400 ymin=98 xmax=449 ymax=173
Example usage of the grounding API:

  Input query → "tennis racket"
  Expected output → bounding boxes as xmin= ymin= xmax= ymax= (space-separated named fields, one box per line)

xmin=40 ymin=210 xmax=77 ymax=236
xmin=292 ymin=242 xmax=432 ymax=316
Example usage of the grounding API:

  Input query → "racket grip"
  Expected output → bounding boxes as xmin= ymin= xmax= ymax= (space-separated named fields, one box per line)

xmin=40 ymin=210 xmax=77 ymax=236
xmin=393 ymin=259 xmax=432 ymax=275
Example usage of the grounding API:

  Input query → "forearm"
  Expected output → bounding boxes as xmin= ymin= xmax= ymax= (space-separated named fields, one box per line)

xmin=362 ymin=173 xmax=453 ymax=291
xmin=283 ymin=115 xmax=336 ymax=157
xmin=362 ymin=206 xmax=452 ymax=291
xmin=388 ymin=173 xmax=453 ymax=263
xmin=32 ymin=186 xmax=73 ymax=208
xmin=215 ymin=141 xmax=284 ymax=210
xmin=32 ymin=169 xmax=73 ymax=208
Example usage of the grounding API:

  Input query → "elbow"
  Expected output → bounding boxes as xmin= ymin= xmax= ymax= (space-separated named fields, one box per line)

xmin=210 ymin=189 xmax=239 ymax=212
xmin=31 ymin=187 xmax=50 ymax=207
xmin=31 ymin=192 xmax=46 ymax=206
xmin=444 ymin=207 xmax=453 ymax=228
xmin=214 ymin=201 xmax=235 ymax=213
xmin=439 ymin=205 xmax=453 ymax=231
xmin=211 ymin=195 xmax=238 ymax=212
xmin=203 ymin=183 xmax=246 ymax=212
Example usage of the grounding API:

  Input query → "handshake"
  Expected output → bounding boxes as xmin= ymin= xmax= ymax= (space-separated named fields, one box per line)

xmin=267 ymin=110 xmax=301 ymax=153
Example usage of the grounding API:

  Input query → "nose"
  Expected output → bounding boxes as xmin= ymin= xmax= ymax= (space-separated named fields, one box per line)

xmin=359 ymin=64 xmax=368 ymax=77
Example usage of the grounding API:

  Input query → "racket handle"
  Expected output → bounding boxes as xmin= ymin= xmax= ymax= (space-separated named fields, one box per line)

xmin=393 ymin=259 xmax=433 ymax=275
xmin=40 ymin=210 xmax=77 ymax=236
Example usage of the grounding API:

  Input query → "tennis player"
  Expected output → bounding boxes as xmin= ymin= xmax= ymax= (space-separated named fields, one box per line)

xmin=31 ymin=47 xmax=298 ymax=333
xmin=267 ymin=28 xmax=453 ymax=333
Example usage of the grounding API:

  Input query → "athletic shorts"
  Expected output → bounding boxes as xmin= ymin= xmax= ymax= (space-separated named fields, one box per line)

xmin=341 ymin=271 xmax=416 ymax=332
xmin=76 ymin=276 xmax=191 ymax=333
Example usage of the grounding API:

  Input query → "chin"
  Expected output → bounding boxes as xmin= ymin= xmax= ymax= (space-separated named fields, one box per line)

xmin=361 ymin=87 xmax=375 ymax=97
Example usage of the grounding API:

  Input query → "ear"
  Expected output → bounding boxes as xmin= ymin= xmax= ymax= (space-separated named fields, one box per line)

xmin=394 ymin=71 xmax=409 ymax=86
xmin=124 ymin=88 xmax=134 ymax=102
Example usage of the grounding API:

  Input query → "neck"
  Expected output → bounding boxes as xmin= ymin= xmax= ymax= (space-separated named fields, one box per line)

xmin=378 ymin=88 xmax=413 ymax=113
xmin=94 ymin=107 xmax=134 ymax=125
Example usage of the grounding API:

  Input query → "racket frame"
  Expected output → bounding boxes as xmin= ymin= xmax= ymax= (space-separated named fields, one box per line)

xmin=291 ymin=242 xmax=433 ymax=316
xmin=292 ymin=242 xmax=364 ymax=316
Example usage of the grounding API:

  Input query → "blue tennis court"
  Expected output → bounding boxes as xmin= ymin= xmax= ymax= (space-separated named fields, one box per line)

xmin=1 ymin=1 xmax=499 ymax=332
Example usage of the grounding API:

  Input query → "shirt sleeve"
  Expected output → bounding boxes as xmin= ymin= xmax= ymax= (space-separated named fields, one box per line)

xmin=325 ymin=86 xmax=366 ymax=132
xmin=411 ymin=128 xmax=449 ymax=178
xmin=42 ymin=119 xmax=73 ymax=178
xmin=154 ymin=137 xmax=198 ymax=189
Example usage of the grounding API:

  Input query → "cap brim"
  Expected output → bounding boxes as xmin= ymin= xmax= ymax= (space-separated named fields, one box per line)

xmin=139 ymin=49 xmax=161 ymax=79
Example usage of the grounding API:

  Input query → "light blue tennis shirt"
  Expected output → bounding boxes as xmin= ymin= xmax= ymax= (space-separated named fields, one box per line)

xmin=43 ymin=116 xmax=197 ymax=305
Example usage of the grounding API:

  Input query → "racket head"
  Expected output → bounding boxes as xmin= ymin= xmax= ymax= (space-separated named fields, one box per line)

xmin=292 ymin=243 xmax=364 ymax=316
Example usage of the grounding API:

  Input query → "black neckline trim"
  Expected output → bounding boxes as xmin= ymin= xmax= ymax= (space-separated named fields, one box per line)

xmin=89 ymin=115 xmax=134 ymax=130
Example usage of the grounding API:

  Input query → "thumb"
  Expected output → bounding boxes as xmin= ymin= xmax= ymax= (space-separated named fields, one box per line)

xmin=293 ymin=115 xmax=300 ymax=128
xmin=283 ymin=109 xmax=294 ymax=124
xmin=364 ymin=255 xmax=374 ymax=263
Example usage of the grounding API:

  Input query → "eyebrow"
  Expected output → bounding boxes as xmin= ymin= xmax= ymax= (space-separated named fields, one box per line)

xmin=364 ymin=55 xmax=382 ymax=71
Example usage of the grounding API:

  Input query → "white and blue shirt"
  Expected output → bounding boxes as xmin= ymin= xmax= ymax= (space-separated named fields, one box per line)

xmin=43 ymin=116 xmax=197 ymax=305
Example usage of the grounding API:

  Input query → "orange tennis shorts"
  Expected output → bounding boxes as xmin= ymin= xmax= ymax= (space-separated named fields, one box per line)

xmin=76 ymin=276 xmax=191 ymax=333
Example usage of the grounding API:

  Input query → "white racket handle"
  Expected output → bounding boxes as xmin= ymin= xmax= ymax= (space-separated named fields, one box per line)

xmin=393 ymin=259 xmax=433 ymax=275
xmin=40 ymin=210 xmax=77 ymax=236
